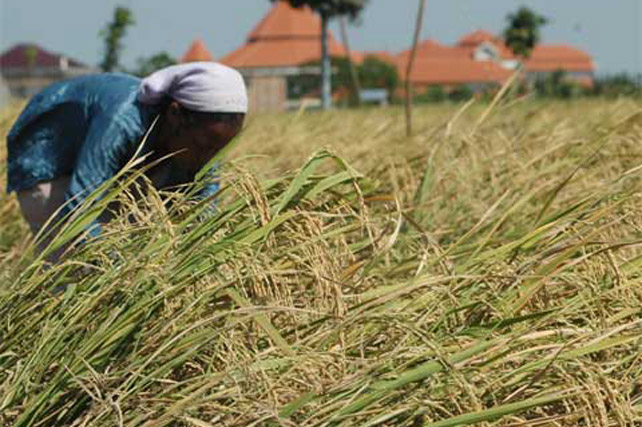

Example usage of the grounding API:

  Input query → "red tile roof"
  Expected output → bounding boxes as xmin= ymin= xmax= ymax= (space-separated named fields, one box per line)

xmin=458 ymin=30 xmax=497 ymax=47
xmin=222 ymin=38 xmax=348 ymax=69
xmin=398 ymin=39 xmax=468 ymax=61
xmin=248 ymin=0 xmax=320 ymax=42
xmin=524 ymin=44 xmax=594 ymax=73
xmin=398 ymin=57 xmax=513 ymax=86
xmin=395 ymin=38 xmax=512 ymax=86
xmin=220 ymin=0 xmax=349 ymax=68
xmin=181 ymin=39 xmax=214 ymax=63
xmin=457 ymin=31 xmax=595 ymax=74
xmin=346 ymin=50 xmax=366 ymax=64
xmin=0 ymin=43 xmax=87 ymax=69
xmin=457 ymin=30 xmax=516 ymax=59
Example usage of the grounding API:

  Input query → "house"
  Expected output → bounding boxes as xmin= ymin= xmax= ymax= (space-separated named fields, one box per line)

xmin=0 ymin=43 xmax=95 ymax=98
xmin=395 ymin=38 xmax=513 ymax=93
xmin=220 ymin=0 xmax=353 ymax=112
xmin=455 ymin=30 xmax=595 ymax=86
xmin=456 ymin=30 xmax=520 ymax=70
xmin=523 ymin=44 xmax=594 ymax=86
xmin=206 ymin=3 xmax=594 ymax=111
xmin=390 ymin=30 xmax=595 ymax=95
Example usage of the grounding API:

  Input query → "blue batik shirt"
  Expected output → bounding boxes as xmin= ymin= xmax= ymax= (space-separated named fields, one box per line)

xmin=6 ymin=73 xmax=219 ymax=227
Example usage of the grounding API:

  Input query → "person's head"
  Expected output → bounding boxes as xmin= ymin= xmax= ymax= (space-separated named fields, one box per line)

xmin=137 ymin=62 xmax=248 ymax=175
xmin=158 ymin=102 xmax=245 ymax=175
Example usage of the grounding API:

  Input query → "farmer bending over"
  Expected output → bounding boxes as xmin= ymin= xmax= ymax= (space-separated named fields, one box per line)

xmin=5 ymin=62 xmax=247 ymax=258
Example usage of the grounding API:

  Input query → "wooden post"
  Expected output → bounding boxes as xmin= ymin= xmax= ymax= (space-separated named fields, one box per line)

xmin=321 ymin=11 xmax=332 ymax=110
xmin=405 ymin=0 xmax=426 ymax=137
xmin=340 ymin=16 xmax=362 ymax=106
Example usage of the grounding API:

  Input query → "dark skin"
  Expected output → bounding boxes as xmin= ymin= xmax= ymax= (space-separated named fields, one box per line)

xmin=153 ymin=101 xmax=245 ymax=177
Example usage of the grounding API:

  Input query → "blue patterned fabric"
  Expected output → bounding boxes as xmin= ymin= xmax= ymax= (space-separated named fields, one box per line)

xmin=6 ymin=73 xmax=220 ymax=221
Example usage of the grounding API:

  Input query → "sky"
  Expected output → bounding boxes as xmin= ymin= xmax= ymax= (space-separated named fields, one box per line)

xmin=1 ymin=0 xmax=641 ymax=76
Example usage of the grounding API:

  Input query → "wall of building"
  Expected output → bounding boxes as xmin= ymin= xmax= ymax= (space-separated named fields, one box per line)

xmin=0 ymin=76 xmax=10 ymax=108
xmin=246 ymin=75 xmax=287 ymax=113
xmin=4 ymin=75 xmax=59 ymax=98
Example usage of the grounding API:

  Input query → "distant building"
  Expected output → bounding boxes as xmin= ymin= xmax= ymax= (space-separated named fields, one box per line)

xmin=395 ymin=39 xmax=513 ymax=93
xmin=385 ymin=30 xmax=596 ymax=95
xmin=181 ymin=39 xmax=214 ymax=63
xmin=456 ymin=30 xmax=520 ymax=70
xmin=0 ymin=43 xmax=96 ymax=99
xmin=0 ymin=74 xmax=10 ymax=108
xmin=220 ymin=0 xmax=354 ymax=112
xmin=523 ymin=45 xmax=595 ymax=87
xmin=174 ymin=5 xmax=595 ymax=112
xmin=455 ymin=30 xmax=595 ymax=87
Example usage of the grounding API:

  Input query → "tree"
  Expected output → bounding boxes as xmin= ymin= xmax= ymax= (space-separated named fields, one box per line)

xmin=133 ymin=52 xmax=176 ymax=77
xmin=273 ymin=0 xmax=368 ymax=110
xmin=423 ymin=86 xmax=446 ymax=103
xmin=358 ymin=56 xmax=399 ymax=101
xmin=503 ymin=7 xmax=547 ymax=59
xmin=592 ymin=74 xmax=642 ymax=98
xmin=287 ymin=56 xmax=355 ymax=102
xmin=448 ymin=85 xmax=474 ymax=102
xmin=100 ymin=6 xmax=134 ymax=72
xmin=288 ymin=56 xmax=398 ymax=106
xmin=534 ymin=69 xmax=580 ymax=99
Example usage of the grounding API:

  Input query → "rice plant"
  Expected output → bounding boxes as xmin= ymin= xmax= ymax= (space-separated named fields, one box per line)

xmin=1 ymin=98 xmax=642 ymax=426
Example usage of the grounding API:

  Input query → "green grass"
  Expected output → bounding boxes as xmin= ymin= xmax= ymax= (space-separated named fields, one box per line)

xmin=2 ymin=98 xmax=642 ymax=426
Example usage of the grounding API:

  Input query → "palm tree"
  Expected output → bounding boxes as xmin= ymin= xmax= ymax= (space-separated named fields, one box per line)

xmin=503 ymin=7 xmax=548 ymax=59
xmin=273 ymin=0 xmax=368 ymax=110
xmin=100 ymin=6 xmax=135 ymax=72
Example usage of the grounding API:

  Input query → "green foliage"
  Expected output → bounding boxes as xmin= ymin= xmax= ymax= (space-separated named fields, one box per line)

xmin=358 ymin=56 xmax=399 ymax=97
xmin=503 ymin=6 xmax=547 ymax=58
xmin=287 ymin=56 xmax=352 ymax=99
xmin=288 ymin=56 xmax=399 ymax=105
xmin=534 ymin=69 xmax=582 ymax=99
xmin=591 ymin=74 xmax=642 ymax=98
xmin=449 ymin=85 xmax=474 ymax=102
xmin=414 ymin=86 xmax=446 ymax=103
xmin=100 ymin=6 xmax=134 ymax=72
xmin=274 ymin=0 xmax=369 ymax=109
xmin=132 ymin=52 xmax=176 ymax=77
xmin=272 ymin=0 xmax=367 ymax=19
xmin=415 ymin=85 xmax=473 ymax=104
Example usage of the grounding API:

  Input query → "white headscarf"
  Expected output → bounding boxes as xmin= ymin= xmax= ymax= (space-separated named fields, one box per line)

xmin=138 ymin=62 xmax=248 ymax=113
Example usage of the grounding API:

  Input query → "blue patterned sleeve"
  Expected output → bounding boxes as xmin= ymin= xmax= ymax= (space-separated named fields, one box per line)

xmin=63 ymin=115 xmax=134 ymax=232
xmin=197 ymin=171 xmax=220 ymax=199
xmin=193 ymin=166 xmax=221 ymax=218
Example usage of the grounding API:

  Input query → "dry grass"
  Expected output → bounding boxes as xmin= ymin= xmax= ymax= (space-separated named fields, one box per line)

xmin=2 ymin=98 xmax=642 ymax=426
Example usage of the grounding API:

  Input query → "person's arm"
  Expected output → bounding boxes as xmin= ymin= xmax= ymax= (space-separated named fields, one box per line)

xmin=196 ymin=166 xmax=221 ymax=199
xmin=63 ymin=117 xmax=136 ymax=235
xmin=192 ymin=165 xmax=221 ymax=218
